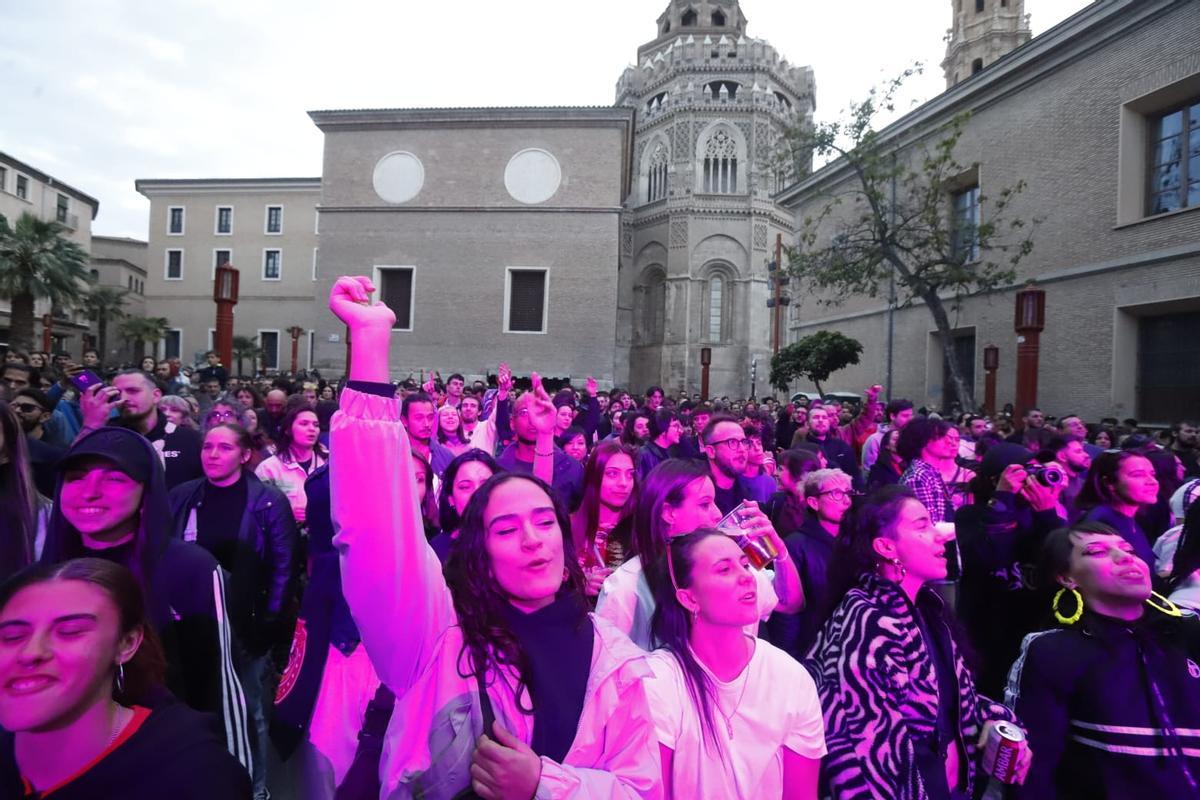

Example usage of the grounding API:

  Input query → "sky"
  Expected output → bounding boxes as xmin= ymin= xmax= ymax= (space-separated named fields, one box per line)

xmin=1 ymin=0 xmax=1092 ymax=239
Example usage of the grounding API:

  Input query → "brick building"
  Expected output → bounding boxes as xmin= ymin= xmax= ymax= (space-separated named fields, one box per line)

xmin=777 ymin=0 xmax=1200 ymax=424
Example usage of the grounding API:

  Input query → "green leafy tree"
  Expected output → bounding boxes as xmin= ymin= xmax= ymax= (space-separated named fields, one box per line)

xmin=770 ymin=330 xmax=863 ymax=397
xmin=0 ymin=212 xmax=91 ymax=353
xmin=781 ymin=68 xmax=1037 ymax=410
xmin=231 ymin=335 xmax=262 ymax=377
xmin=77 ymin=284 xmax=129 ymax=363
xmin=119 ymin=315 xmax=170 ymax=359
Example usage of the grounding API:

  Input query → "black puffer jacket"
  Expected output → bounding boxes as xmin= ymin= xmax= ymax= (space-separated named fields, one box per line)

xmin=168 ymin=472 xmax=298 ymax=655
xmin=1008 ymin=610 xmax=1200 ymax=799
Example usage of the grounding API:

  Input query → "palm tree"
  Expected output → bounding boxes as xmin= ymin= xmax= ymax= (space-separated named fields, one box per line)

xmin=0 ymin=212 xmax=91 ymax=353
xmin=119 ymin=315 xmax=170 ymax=360
xmin=77 ymin=284 xmax=129 ymax=363
xmin=232 ymin=335 xmax=262 ymax=378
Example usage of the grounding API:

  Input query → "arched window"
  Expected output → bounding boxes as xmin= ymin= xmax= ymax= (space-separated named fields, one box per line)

xmin=971 ymin=57 xmax=984 ymax=74
xmin=703 ymin=128 xmax=738 ymax=194
xmin=712 ymin=9 xmax=726 ymax=26
xmin=647 ymin=143 xmax=669 ymax=202
xmin=705 ymin=80 xmax=740 ymax=100
xmin=642 ymin=271 xmax=666 ymax=343
xmin=681 ymin=8 xmax=698 ymax=26
xmin=708 ymin=275 xmax=724 ymax=341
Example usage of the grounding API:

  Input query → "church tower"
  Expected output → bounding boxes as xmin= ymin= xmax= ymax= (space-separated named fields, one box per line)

xmin=615 ymin=0 xmax=815 ymax=398
xmin=942 ymin=0 xmax=1032 ymax=88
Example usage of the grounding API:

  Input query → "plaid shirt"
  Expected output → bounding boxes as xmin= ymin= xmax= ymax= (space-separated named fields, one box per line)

xmin=901 ymin=458 xmax=954 ymax=523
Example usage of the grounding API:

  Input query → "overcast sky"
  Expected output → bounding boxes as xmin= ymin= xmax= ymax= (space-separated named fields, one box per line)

xmin=1 ymin=0 xmax=1091 ymax=238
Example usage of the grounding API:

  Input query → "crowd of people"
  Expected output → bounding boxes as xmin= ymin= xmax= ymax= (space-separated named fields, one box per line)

xmin=0 ymin=277 xmax=1198 ymax=799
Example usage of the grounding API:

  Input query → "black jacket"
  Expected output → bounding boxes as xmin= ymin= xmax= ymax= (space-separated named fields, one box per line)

xmin=1009 ymin=611 xmax=1200 ymax=799
xmin=807 ymin=432 xmax=863 ymax=490
xmin=168 ymin=472 xmax=299 ymax=655
xmin=767 ymin=515 xmax=837 ymax=660
xmin=40 ymin=428 xmax=252 ymax=773
xmin=0 ymin=701 xmax=251 ymax=799
xmin=110 ymin=411 xmax=203 ymax=489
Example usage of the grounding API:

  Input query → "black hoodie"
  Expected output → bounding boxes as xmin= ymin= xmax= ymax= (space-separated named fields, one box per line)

xmin=0 ymin=702 xmax=251 ymax=799
xmin=39 ymin=427 xmax=252 ymax=774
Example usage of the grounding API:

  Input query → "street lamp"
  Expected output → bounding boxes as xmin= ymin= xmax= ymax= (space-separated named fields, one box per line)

xmin=1013 ymin=283 xmax=1046 ymax=421
xmin=288 ymin=325 xmax=305 ymax=376
xmin=700 ymin=347 xmax=712 ymax=401
xmin=983 ymin=344 xmax=999 ymax=415
xmin=213 ymin=263 xmax=240 ymax=375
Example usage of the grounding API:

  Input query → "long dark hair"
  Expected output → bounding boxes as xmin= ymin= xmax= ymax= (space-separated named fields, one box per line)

xmin=1167 ymin=501 xmax=1200 ymax=593
xmin=823 ymin=485 xmax=917 ymax=625
xmin=1075 ymin=450 xmax=1152 ymax=515
xmin=274 ymin=405 xmax=327 ymax=464
xmin=437 ymin=450 xmax=500 ymax=533
xmin=573 ymin=440 xmax=639 ymax=557
xmin=0 ymin=558 xmax=167 ymax=705
xmin=632 ymin=459 xmax=710 ymax=568
xmin=650 ymin=529 xmax=728 ymax=752
xmin=0 ymin=401 xmax=38 ymax=581
xmin=410 ymin=450 xmax=439 ymax=532
xmin=444 ymin=473 xmax=587 ymax=711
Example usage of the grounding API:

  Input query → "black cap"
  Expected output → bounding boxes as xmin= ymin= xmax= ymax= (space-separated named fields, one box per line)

xmin=57 ymin=428 xmax=154 ymax=483
xmin=978 ymin=442 xmax=1033 ymax=480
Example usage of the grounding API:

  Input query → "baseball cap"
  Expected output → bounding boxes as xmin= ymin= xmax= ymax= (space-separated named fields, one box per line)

xmin=57 ymin=428 xmax=153 ymax=483
xmin=979 ymin=442 xmax=1034 ymax=480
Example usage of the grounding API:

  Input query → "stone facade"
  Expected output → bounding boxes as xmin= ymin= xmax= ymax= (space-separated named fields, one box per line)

xmin=0 ymin=151 xmax=98 ymax=354
xmin=307 ymin=107 xmax=632 ymax=385
xmin=779 ymin=0 xmax=1200 ymax=424
xmin=943 ymin=0 xmax=1032 ymax=88
xmin=89 ymin=235 xmax=147 ymax=366
xmin=617 ymin=0 xmax=814 ymax=398
xmin=135 ymin=178 xmax=321 ymax=372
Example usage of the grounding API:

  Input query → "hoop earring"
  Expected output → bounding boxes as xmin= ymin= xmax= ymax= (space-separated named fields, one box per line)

xmin=1053 ymin=588 xmax=1084 ymax=625
xmin=877 ymin=556 xmax=906 ymax=581
xmin=115 ymin=662 xmax=125 ymax=695
xmin=1147 ymin=591 xmax=1184 ymax=618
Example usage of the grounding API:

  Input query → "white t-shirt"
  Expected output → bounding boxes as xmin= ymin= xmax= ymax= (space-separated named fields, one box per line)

xmin=596 ymin=556 xmax=779 ymax=650
xmin=644 ymin=638 xmax=826 ymax=799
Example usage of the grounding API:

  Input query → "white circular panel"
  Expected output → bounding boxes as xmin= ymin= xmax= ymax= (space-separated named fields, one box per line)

xmin=372 ymin=151 xmax=424 ymax=204
xmin=504 ymin=148 xmax=562 ymax=204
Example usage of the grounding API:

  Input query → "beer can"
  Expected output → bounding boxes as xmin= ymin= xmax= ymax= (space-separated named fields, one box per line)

xmin=982 ymin=721 xmax=1025 ymax=785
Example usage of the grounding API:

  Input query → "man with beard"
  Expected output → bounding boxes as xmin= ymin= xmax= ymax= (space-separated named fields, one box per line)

xmin=701 ymin=414 xmax=758 ymax=516
xmin=806 ymin=405 xmax=863 ymax=490
xmin=10 ymin=388 xmax=65 ymax=496
xmin=259 ymin=388 xmax=288 ymax=442
xmin=401 ymin=390 xmax=455 ymax=477
xmin=496 ymin=375 xmax=584 ymax=511
xmin=1171 ymin=420 xmax=1199 ymax=477
xmin=1040 ymin=434 xmax=1092 ymax=519
xmin=79 ymin=369 xmax=203 ymax=489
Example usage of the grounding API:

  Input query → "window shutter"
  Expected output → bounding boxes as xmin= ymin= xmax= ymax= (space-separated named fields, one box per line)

xmin=508 ymin=271 xmax=546 ymax=332
xmin=382 ymin=270 xmax=413 ymax=329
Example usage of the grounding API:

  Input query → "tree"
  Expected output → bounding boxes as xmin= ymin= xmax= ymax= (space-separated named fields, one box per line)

xmin=781 ymin=68 xmax=1037 ymax=410
xmin=119 ymin=315 xmax=170 ymax=359
xmin=231 ymin=335 xmax=262 ymax=377
xmin=77 ymin=284 xmax=129 ymax=363
xmin=770 ymin=330 xmax=863 ymax=397
xmin=0 ymin=212 xmax=91 ymax=353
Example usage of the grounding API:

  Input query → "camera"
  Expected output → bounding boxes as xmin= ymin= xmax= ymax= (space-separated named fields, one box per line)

xmin=1028 ymin=465 xmax=1065 ymax=487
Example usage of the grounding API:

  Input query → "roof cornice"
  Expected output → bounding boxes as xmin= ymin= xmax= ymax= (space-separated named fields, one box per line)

xmin=135 ymin=177 xmax=321 ymax=197
xmin=0 ymin=151 xmax=100 ymax=216
xmin=308 ymin=106 xmax=636 ymax=131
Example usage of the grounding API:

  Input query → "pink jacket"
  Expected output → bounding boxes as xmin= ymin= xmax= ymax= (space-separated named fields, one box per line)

xmin=332 ymin=388 xmax=662 ymax=800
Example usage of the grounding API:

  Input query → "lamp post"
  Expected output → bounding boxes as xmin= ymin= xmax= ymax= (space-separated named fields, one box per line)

xmin=983 ymin=344 xmax=999 ymax=415
xmin=1013 ymin=283 xmax=1046 ymax=422
xmin=287 ymin=326 xmax=305 ymax=375
xmin=700 ymin=347 xmax=712 ymax=401
xmin=41 ymin=313 xmax=53 ymax=354
xmin=213 ymin=263 xmax=240 ymax=375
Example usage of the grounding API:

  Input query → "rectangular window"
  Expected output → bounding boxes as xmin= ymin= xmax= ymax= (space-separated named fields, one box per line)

xmin=505 ymin=268 xmax=548 ymax=334
xmin=1138 ymin=310 xmax=1200 ymax=423
xmin=167 ymin=206 xmax=184 ymax=235
xmin=15 ymin=174 xmax=28 ymax=200
xmin=1148 ymin=99 xmax=1200 ymax=216
xmin=163 ymin=329 xmax=182 ymax=361
xmin=263 ymin=249 xmax=281 ymax=280
xmin=376 ymin=267 xmax=414 ymax=330
xmin=0 ymin=166 xmax=7 ymax=192
xmin=213 ymin=249 xmax=231 ymax=278
xmin=312 ymin=248 xmax=319 ymax=281
xmin=951 ymin=185 xmax=981 ymax=263
xmin=215 ymin=206 xmax=233 ymax=235
xmin=265 ymin=205 xmax=283 ymax=234
xmin=56 ymin=194 xmax=69 ymax=224
xmin=165 ymin=249 xmax=183 ymax=280
xmin=258 ymin=330 xmax=280 ymax=371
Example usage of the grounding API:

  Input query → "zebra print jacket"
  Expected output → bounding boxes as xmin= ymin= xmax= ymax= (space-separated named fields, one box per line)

xmin=806 ymin=573 xmax=1015 ymax=799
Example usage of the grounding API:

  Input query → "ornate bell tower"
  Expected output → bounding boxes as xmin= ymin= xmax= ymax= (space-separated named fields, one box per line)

xmin=615 ymin=1 xmax=816 ymax=398
xmin=943 ymin=0 xmax=1032 ymax=88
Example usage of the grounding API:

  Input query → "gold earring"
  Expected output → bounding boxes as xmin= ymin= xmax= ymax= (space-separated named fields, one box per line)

xmin=1146 ymin=591 xmax=1184 ymax=618
xmin=1053 ymin=587 xmax=1084 ymax=625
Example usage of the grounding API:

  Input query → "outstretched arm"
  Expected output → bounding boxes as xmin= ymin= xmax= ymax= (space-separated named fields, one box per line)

xmin=329 ymin=276 xmax=455 ymax=696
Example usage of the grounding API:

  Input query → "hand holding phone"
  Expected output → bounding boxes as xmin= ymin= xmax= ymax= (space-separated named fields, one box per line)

xmin=80 ymin=382 xmax=121 ymax=429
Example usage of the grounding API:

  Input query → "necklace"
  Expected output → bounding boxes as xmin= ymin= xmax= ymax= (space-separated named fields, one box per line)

xmin=106 ymin=706 xmax=131 ymax=749
xmin=713 ymin=663 xmax=752 ymax=739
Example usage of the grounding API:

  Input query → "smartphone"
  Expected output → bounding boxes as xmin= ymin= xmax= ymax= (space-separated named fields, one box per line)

xmin=70 ymin=369 xmax=104 ymax=394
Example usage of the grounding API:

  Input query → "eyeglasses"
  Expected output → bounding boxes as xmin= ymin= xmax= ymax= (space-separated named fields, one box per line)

xmin=708 ymin=437 xmax=749 ymax=450
xmin=210 ymin=410 xmax=237 ymax=420
xmin=11 ymin=403 xmax=42 ymax=414
xmin=813 ymin=488 xmax=861 ymax=501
